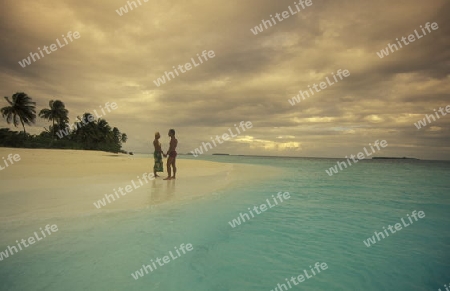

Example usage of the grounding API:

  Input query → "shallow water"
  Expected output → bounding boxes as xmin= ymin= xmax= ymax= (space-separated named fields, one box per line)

xmin=1 ymin=156 xmax=449 ymax=291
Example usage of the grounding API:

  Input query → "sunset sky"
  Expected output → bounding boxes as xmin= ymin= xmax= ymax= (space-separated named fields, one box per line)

xmin=1 ymin=0 xmax=449 ymax=159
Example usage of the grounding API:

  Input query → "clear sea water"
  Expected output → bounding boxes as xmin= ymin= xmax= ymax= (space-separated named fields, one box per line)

xmin=1 ymin=155 xmax=449 ymax=291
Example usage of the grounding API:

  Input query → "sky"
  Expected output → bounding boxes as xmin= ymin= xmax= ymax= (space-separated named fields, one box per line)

xmin=0 ymin=0 xmax=449 ymax=159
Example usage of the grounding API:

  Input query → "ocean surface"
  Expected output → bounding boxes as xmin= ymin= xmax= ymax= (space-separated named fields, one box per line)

xmin=1 ymin=155 xmax=449 ymax=291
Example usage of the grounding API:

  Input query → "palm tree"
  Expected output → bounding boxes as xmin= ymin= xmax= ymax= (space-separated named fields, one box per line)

xmin=39 ymin=100 xmax=69 ymax=138
xmin=96 ymin=119 xmax=112 ymax=142
xmin=109 ymin=127 xmax=127 ymax=153
xmin=72 ymin=113 xmax=98 ymax=149
xmin=1 ymin=92 xmax=36 ymax=134
xmin=112 ymin=127 xmax=121 ymax=142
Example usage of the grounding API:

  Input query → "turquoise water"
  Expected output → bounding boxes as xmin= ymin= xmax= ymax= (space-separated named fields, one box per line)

xmin=1 ymin=156 xmax=450 ymax=290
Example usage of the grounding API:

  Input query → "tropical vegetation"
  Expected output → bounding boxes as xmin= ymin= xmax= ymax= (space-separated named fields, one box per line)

xmin=0 ymin=92 xmax=127 ymax=153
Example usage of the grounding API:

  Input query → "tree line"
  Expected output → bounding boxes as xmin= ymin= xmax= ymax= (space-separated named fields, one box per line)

xmin=0 ymin=92 xmax=127 ymax=153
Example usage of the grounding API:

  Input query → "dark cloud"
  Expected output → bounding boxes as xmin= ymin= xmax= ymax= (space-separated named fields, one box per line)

xmin=0 ymin=0 xmax=449 ymax=159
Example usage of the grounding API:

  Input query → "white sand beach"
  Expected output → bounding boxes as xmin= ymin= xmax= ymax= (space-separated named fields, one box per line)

xmin=0 ymin=148 xmax=281 ymax=223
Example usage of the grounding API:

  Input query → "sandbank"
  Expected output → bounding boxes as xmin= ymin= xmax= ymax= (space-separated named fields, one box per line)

xmin=0 ymin=148 xmax=281 ymax=223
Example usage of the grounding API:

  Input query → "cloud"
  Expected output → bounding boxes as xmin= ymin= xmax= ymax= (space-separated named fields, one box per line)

xmin=0 ymin=0 xmax=449 ymax=159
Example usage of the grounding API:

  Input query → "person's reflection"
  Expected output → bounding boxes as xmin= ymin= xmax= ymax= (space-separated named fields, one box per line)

xmin=149 ymin=178 xmax=162 ymax=207
xmin=149 ymin=178 xmax=176 ymax=210
xmin=166 ymin=179 xmax=176 ymax=200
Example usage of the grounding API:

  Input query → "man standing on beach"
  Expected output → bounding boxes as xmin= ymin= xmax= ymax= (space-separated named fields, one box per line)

xmin=163 ymin=129 xmax=178 ymax=180
xmin=153 ymin=132 xmax=164 ymax=178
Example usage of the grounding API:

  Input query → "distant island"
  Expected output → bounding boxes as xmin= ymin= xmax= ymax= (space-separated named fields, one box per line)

xmin=212 ymin=153 xmax=229 ymax=156
xmin=372 ymin=157 xmax=419 ymax=160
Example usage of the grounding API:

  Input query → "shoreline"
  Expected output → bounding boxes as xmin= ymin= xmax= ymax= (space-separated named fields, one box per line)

xmin=0 ymin=148 xmax=282 ymax=223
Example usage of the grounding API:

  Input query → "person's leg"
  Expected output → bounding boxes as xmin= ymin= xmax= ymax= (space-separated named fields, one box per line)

xmin=164 ymin=157 xmax=172 ymax=180
xmin=153 ymin=154 xmax=160 ymax=177
xmin=171 ymin=158 xmax=176 ymax=179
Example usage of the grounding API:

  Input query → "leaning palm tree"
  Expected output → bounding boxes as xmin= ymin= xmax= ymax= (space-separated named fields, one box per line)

xmin=1 ymin=92 xmax=36 ymax=134
xmin=39 ymin=100 xmax=69 ymax=138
